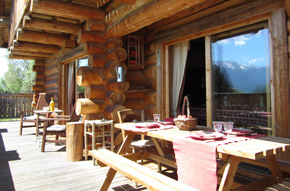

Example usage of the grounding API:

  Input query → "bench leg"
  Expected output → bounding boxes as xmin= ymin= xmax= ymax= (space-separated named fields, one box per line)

xmin=98 ymin=134 xmax=135 ymax=190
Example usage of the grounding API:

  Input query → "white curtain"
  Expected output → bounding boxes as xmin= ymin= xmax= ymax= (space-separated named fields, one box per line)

xmin=171 ymin=41 xmax=189 ymax=117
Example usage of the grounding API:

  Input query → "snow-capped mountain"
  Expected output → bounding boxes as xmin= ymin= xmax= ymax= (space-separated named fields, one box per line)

xmin=213 ymin=61 xmax=268 ymax=93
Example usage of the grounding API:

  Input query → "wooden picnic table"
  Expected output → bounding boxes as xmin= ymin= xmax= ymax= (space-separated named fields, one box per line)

xmin=96 ymin=123 xmax=290 ymax=191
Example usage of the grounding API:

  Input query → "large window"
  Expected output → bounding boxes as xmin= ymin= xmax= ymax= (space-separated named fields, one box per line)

xmin=211 ymin=24 xmax=271 ymax=130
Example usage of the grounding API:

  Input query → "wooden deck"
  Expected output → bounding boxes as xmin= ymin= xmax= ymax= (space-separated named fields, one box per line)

xmin=0 ymin=121 xmax=152 ymax=191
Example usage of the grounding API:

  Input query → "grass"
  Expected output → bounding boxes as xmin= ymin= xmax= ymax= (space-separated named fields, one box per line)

xmin=0 ymin=118 xmax=20 ymax=122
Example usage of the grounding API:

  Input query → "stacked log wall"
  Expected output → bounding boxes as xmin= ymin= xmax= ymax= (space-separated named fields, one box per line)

xmin=75 ymin=18 xmax=129 ymax=122
xmin=123 ymin=31 xmax=157 ymax=121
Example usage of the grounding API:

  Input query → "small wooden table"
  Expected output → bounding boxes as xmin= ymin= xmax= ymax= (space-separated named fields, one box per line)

xmin=98 ymin=123 xmax=290 ymax=191
xmin=34 ymin=109 xmax=63 ymax=136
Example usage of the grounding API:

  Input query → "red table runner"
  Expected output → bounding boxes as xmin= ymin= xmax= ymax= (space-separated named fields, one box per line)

xmin=173 ymin=132 xmax=266 ymax=191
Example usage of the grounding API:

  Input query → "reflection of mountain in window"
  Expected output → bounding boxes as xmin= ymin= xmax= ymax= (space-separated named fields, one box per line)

xmin=211 ymin=22 xmax=271 ymax=129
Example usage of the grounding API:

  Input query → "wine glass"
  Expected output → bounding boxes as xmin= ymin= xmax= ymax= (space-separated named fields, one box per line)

xmin=213 ymin=121 xmax=222 ymax=133
xmin=223 ymin=122 xmax=234 ymax=135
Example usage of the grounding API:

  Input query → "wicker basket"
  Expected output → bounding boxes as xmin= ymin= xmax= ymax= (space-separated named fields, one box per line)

xmin=174 ymin=96 xmax=198 ymax=131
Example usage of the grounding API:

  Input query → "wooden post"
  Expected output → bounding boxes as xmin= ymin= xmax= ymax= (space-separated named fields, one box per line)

xmin=66 ymin=122 xmax=84 ymax=162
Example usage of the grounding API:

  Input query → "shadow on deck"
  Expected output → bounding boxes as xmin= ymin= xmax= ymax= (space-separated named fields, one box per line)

xmin=0 ymin=121 xmax=151 ymax=191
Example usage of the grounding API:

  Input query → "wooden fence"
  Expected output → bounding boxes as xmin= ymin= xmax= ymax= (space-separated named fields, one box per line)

xmin=0 ymin=94 xmax=34 ymax=119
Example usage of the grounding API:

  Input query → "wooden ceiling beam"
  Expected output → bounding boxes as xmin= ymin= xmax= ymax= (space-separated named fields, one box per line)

xmin=8 ymin=54 xmax=46 ymax=60
xmin=10 ymin=49 xmax=52 ymax=58
xmin=30 ymin=0 xmax=106 ymax=21
xmin=12 ymin=41 xmax=60 ymax=54
xmin=23 ymin=16 xmax=81 ymax=35
xmin=106 ymin=0 xmax=207 ymax=37
xmin=16 ymin=29 xmax=67 ymax=47
xmin=105 ymin=0 xmax=153 ymax=26
xmin=115 ymin=0 xmax=137 ymax=5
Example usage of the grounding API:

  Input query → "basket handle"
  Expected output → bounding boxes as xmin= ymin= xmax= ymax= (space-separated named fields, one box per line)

xmin=182 ymin=96 xmax=190 ymax=118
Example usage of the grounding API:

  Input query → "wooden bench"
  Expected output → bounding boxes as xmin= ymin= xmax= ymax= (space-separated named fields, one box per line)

xmin=89 ymin=149 xmax=198 ymax=191
xmin=265 ymin=178 xmax=290 ymax=190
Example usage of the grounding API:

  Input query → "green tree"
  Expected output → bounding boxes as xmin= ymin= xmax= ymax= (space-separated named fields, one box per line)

xmin=4 ymin=59 xmax=35 ymax=93
xmin=213 ymin=64 xmax=234 ymax=93
xmin=0 ymin=78 xmax=8 ymax=93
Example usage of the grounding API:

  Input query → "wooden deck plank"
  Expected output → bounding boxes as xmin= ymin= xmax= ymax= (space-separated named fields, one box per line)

xmin=0 ymin=121 xmax=150 ymax=191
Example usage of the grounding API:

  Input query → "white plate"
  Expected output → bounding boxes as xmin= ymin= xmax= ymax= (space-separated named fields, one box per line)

xmin=190 ymin=132 xmax=224 ymax=140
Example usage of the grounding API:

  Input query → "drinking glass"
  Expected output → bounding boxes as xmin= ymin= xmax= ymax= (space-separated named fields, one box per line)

xmin=213 ymin=121 xmax=223 ymax=133
xmin=153 ymin=114 xmax=161 ymax=123
xmin=223 ymin=122 xmax=234 ymax=134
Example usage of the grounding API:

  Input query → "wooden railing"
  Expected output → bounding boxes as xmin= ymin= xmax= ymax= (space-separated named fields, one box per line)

xmin=0 ymin=94 xmax=33 ymax=119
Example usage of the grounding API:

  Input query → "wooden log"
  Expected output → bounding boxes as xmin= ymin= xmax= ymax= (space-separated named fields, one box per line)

xmin=35 ymin=59 xmax=45 ymax=66
xmin=44 ymin=79 xmax=59 ymax=89
xmin=10 ymin=49 xmax=51 ymax=58
xmin=125 ymin=91 xmax=145 ymax=98
xmin=17 ymin=29 xmax=67 ymax=47
xmin=103 ymin=61 xmax=127 ymax=79
xmin=75 ymin=98 xmax=106 ymax=115
xmin=126 ymin=70 xmax=147 ymax=85
xmin=106 ymin=48 xmax=127 ymax=61
xmin=8 ymin=54 xmax=45 ymax=60
xmin=47 ymin=42 xmax=106 ymax=65
xmin=143 ymin=64 xmax=156 ymax=80
xmin=12 ymin=41 xmax=60 ymax=54
xmin=144 ymin=91 xmax=156 ymax=104
xmin=144 ymin=104 xmax=156 ymax=120
xmin=84 ymin=20 xmax=106 ymax=32
xmin=104 ymin=92 xmax=126 ymax=105
xmin=62 ymin=40 xmax=76 ymax=49
xmin=33 ymin=65 xmax=44 ymax=72
xmin=36 ymin=71 xmax=44 ymax=78
xmin=32 ymin=85 xmax=45 ymax=91
xmin=145 ymin=54 xmax=156 ymax=66
xmin=106 ymin=81 xmax=130 ymax=93
xmin=286 ymin=0 xmax=290 ymax=17
xmin=85 ymin=85 xmax=106 ymax=99
xmin=124 ymin=98 xmax=146 ymax=110
xmin=45 ymin=65 xmax=59 ymax=76
xmin=115 ymin=0 xmax=136 ymax=4
xmin=23 ymin=16 xmax=81 ymax=35
xmin=105 ymin=0 xmax=151 ymax=26
xmin=103 ymin=105 xmax=126 ymax=122
xmin=66 ymin=122 xmax=84 ymax=162
xmin=34 ymin=78 xmax=45 ymax=85
xmin=76 ymin=67 xmax=106 ymax=86
xmin=78 ymin=30 xmax=107 ymax=45
xmin=30 ymin=0 xmax=106 ymax=20
xmin=88 ymin=54 xmax=107 ymax=67
xmin=145 ymin=79 xmax=156 ymax=90
xmin=106 ymin=0 xmax=206 ymax=37
xmin=145 ymin=43 xmax=156 ymax=56
xmin=85 ymin=113 xmax=105 ymax=120
xmin=106 ymin=38 xmax=123 ymax=49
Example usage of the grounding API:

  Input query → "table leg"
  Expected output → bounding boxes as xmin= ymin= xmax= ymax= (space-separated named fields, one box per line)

xmin=92 ymin=123 xmax=96 ymax=165
xmin=151 ymin=137 xmax=165 ymax=172
xmin=36 ymin=113 xmax=40 ymax=137
xmin=110 ymin=121 xmax=114 ymax=151
xmin=266 ymin=154 xmax=283 ymax=183
xmin=98 ymin=134 xmax=135 ymax=191
xmin=218 ymin=156 xmax=241 ymax=191
xmin=85 ymin=124 xmax=88 ymax=160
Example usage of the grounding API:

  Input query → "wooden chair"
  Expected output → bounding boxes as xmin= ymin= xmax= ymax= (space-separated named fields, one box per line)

xmin=117 ymin=109 xmax=155 ymax=152
xmin=19 ymin=92 xmax=54 ymax=136
xmin=41 ymin=107 xmax=80 ymax=152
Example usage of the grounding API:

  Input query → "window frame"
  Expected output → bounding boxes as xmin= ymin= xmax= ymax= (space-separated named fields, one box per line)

xmin=157 ymin=9 xmax=289 ymax=136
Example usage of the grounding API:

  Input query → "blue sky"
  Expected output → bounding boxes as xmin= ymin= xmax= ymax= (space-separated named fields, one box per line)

xmin=212 ymin=28 xmax=269 ymax=68
xmin=0 ymin=48 xmax=8 ymax=77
